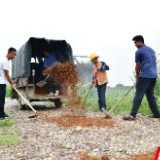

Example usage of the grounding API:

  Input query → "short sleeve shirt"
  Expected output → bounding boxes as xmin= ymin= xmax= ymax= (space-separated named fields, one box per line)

xmin=44 ymin=52 xmax=58 ymax=68
xmin=0 ymin=57 xmax=10 ymax=84
xmin=135 ymin=45 xmax=157 ymax=78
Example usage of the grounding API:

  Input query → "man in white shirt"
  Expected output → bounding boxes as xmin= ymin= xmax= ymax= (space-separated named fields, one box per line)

xmin=0 ymin=48 xmax=16 ymax=120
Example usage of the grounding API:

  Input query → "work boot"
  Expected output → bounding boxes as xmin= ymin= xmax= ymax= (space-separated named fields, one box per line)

xmin=54 ymin=90 xmax=59 ymax=96
xmin=49 ymin=92 xmax=54 ymax=96
xmin=3 ymin=114 xmax=10 ymax=118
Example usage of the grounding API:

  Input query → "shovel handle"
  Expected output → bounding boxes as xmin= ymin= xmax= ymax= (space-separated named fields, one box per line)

xmin=14 ymin=88 xmax=37 ymax=114
xmin=44 ymin=75 xmax=50 ymax=82
xmin=107 ymin=83 xmax=136 ymax=115
xmin=79 ymin=85 xmax=93 ymax=108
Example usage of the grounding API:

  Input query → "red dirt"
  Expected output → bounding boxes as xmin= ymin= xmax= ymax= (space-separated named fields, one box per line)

xmin=78 ymin=150 xmax=157 ymax=160
xmin=78 ymin=150 xmax=109 ymax=160
xmin=43 ymin=62 xmax=79 ymax=87
xmin=124 ymin=150 xmax=156 ymax=160
xmin=39 ymin=115 xmax=114 ymax=128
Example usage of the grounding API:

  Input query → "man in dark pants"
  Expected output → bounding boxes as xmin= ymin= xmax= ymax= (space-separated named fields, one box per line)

xmin=43 ymin=50 xmax=62 ymax=96
xmin=124 ymin=35 xmax=160 ymax=120
xmin=90 ymin=54 xmax=109 ymax=111
xmin=0 ymin=48 xmax=16 ymax=120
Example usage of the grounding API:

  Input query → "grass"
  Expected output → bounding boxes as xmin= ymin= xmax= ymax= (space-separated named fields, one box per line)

xmin=0 ymin=117 xmax=15 ymax=129
xmin=6 ymin=85 xmax=11 ymax=98
xmin=81 ymin=83 xmax=160 ymax=116
xmin=0 ymin=132 xmax=20 ymax=146
xmin=0 ymin=118 xmax=20 ymax=146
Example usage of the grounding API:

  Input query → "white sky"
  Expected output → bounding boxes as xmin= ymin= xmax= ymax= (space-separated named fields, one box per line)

xmin=0 ymin=0 xmax=160 ymax=87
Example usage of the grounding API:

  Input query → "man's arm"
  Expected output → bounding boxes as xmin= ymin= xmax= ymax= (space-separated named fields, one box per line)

xmin=135 ymin=62 xmax=141 ymax=82
xmin=4 ymin=70 xmax=15 ymax=88
xmin=97 ymin=62 xmax=109 ymax=71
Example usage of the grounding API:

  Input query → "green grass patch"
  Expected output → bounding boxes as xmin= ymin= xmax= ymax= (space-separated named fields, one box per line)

xmin=81 ymin=83 xmax=160 ymax=116
xmin=0 ymin=118 xmax=15 ymax=129
xmin=0 ymin=132 xmax=20 ymax=146
xmin=6 ymin=85 xmax=11 ymax=98
xmin=0 ymin=118 xmax=20 ymax=146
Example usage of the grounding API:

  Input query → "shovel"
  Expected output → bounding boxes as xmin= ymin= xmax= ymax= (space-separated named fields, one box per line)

xmin=36 ymin=75 xmax=50 ymax=87
xmin=14 ymin=88 xmax=37 ymax=118
xmin=79 ymin=85 xmax=93 ymax=108
xmin=104 ymin=83 xmax=136 ymax=118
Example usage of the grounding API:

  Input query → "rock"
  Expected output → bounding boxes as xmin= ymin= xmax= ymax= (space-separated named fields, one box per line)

xmin=27 ymin=152 xmax=37 ymax=159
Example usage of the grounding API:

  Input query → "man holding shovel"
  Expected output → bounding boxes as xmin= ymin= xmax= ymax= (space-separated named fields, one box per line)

xmin=124 ymin=35 xmax=160 ymax=120
xmin=90 ymin=54 xmax=109 ymax=111
xmin=0 ymin=48 xmax=16 ymax=120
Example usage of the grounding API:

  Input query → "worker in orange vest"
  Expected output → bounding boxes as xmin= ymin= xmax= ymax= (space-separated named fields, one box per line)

xmin=90 ymin=54 xmax=109 ymax=111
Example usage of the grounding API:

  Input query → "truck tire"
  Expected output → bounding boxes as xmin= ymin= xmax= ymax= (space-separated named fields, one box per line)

xmin=54 ymin=99 xmax=62 ymax=108
xmin=18 ymin=97 xmax=27 ymax=110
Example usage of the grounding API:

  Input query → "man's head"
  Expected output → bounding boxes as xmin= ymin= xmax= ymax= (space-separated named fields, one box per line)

xmin=90 ymin=54 xmax=99 ymax=65
xmin=92 ymin=57 xmax=99 ymax=65
xmin=132 ymin=35 xmax=144 ymax=48
xmin=43 ymin=51 xmax=50 ymax=57
xmin=7 ymin=47 xmax=17 ymax=60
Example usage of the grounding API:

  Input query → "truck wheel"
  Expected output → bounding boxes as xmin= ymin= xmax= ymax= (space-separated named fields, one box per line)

xmin=18 ymin=97 xmax=27 ymax=110
xmin=54 ymin=99 xmax=62 ymax=108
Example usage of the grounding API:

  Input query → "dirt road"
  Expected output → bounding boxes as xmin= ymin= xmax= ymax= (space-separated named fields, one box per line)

xmin=0 ymin=98 xmax=160 ymax=160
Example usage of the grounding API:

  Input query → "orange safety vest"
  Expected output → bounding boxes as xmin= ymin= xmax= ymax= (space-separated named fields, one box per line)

xmin=93 ymin=62 xmax=109 ymax=86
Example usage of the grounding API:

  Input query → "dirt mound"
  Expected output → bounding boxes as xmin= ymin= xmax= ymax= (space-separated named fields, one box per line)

xmin=125 ymin=150 xmax=156 ymax=160
xmin=39 ymin=115 xmax=114 ymax=128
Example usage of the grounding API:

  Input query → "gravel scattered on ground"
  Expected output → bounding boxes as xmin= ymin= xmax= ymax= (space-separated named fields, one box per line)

xmin=0 ymin=98 xmax=160 ymax=160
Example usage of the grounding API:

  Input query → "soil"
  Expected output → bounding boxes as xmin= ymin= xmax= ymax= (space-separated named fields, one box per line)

xmin=43 ymin=62 xmax=79 ymax=87
xmin=78 ymin=150 xmax=109 ymax=160
xmin=39 ymin=115 xmax=114 ymax=128
xmin=124 ymin=150 xmax=157 ymax=160
xmin=78 ymin=150 xmax=157 ymax=160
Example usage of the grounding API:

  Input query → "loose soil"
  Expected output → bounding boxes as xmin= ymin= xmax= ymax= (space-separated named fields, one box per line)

xmin=78 ymin=150 xmax=110 ymax=160
xmin=39 ymin=115 xmax=114 ymax=128
xmin=78 ymin=150 xmax=157 ymax=160
xmin=43 ymin=62 xmax=79 ymax=87
xmin=124 ymin=150 xmax=156 ymax=160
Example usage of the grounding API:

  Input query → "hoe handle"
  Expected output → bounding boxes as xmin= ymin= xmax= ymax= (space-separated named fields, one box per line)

xmin=14 ymin=88 xmax=37 ymax=114
xmin=107 ymin=83 xmax=136 ymax=115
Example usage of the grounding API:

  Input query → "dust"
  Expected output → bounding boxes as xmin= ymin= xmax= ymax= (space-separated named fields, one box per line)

xmin=43 ymin=62 xmax=87 ymax=116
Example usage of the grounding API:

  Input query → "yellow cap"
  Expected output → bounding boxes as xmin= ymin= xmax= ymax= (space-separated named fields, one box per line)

xmin=90 ymin=54 xmax=99 ymax=61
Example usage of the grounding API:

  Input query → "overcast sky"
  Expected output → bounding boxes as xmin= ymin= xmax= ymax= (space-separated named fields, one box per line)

xmin=0 ymin=0 xmax=160 ymax=87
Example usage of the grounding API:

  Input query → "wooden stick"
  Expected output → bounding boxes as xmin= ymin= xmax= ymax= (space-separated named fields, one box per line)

xmin=14 ymin=88 xmax=37 ymax=114
xmin=105 ymin=83 xmax=136 ymax=117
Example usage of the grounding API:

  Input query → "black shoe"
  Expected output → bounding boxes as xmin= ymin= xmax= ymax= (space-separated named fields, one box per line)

xmin=0 ymin=117 xmax=5 ymax=120
xmin=98 ymin=108 xmax=103 ymax=112
xmin=3 ymin=114 xmax=9 ymax=118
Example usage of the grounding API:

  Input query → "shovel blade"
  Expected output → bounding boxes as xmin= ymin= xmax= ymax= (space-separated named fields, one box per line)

xmin=36 ymin=81 xmax=47 ymax=87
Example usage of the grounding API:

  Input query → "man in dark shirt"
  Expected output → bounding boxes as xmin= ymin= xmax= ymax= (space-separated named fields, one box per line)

xmin=124 ymin=35 xmax=160 ymax=120
xmin=43 ymin=50 xmax=62 ymax=96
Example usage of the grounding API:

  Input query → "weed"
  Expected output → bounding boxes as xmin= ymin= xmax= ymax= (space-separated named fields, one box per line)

xmin=0 ymin=118 xmax=20 ymax=146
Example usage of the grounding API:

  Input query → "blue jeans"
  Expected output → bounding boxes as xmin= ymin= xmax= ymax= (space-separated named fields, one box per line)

xmin=131 ymin=77 xmax=160 ymax=118
xmin=97 ymin=83 xmax=107 ymax=110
